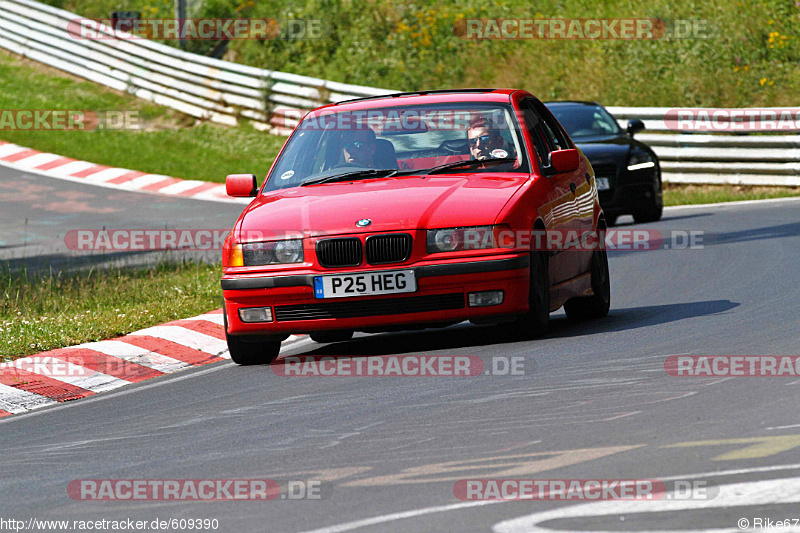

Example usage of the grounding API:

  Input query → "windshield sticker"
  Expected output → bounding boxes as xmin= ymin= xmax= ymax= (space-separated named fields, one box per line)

xmin=280 ymin=170 xmax=295 ymax=180
xmin=490 ymin=149 xmax=508 ymax=158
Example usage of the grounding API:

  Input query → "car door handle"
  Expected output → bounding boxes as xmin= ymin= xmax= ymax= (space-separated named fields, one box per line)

xmin=570 ymin=182 xmax=577 ymax=194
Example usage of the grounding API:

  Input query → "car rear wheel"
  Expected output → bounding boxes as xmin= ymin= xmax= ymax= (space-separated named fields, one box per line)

xmin=564 ymin=247 xmax=610 ymax=320
xmin=507 ymin=249 xmax=550 ymax=339
xmin=309 ymin=330 xmax=354 ymax=343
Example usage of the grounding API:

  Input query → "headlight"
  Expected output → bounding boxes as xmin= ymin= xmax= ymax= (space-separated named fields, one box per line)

xmin=627 ymin=150 xmax=655 ymax=171
xmin=242 ymin=239 xmax=304 ymax=265
xmin=427 ymin=225 xmax=504 ymax=253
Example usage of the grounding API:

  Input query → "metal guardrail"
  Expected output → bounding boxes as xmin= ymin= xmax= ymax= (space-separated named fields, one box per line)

xmin=607 ymin=107 xmax=800 ymax=186
xmin=0 ymin=0 xmax=798 ymax=186
xmin=0 ymin=0 xmax=392 ymax=133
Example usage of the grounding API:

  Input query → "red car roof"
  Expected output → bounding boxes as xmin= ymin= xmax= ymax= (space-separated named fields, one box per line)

xmin=310 ymin=89 xmax=524 ymax=115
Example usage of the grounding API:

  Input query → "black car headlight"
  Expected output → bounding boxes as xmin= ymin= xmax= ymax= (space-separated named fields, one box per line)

xmin=627 ymin=150 xmax=656 ymax=171
xmin=242 ymin=239 xmax=304 ymax=265
xmin=427 ymin=225 xmax=502 ymax=253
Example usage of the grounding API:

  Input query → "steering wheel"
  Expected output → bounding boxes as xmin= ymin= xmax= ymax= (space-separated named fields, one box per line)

xmin=439 ymin=139 xmax=469 ymax=155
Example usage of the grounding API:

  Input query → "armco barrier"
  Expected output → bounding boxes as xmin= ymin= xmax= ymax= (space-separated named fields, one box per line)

xmin=1 ymin=0 xmax=798 ymax=186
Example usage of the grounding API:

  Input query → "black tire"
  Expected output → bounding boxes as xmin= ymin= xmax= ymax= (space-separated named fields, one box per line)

xmin=633 ymin=202 xmax=662 ymax=224
xmin=633 ymin=166 xmax=663 ymax=223
xmin=563 ymin=247 xmax=611 ymax=320
xmin=226 ymin=333 xmax=281 ymax=365
xmin=223 ymin=308 xmax=281 ymax=365
xmin=309 ymin=330 xmax=354 ymax=343
xmin=507 ymin=248 xmax=550 ymax=339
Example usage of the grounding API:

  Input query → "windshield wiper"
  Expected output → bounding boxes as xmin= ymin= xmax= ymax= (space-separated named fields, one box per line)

xmin=423 ymin=157 xmax=517 ymax=175
xmin=300 ymin=168 xmax=397 ymax=186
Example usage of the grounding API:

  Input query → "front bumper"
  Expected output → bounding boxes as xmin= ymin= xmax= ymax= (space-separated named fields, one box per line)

xmin=597 ymin=163 xmax=660 ymax=216
xmin=222 ymin=254 xmax=530 ymax=335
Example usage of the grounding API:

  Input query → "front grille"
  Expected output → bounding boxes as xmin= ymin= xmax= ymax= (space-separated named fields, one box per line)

xmin=316 ymin=238 xmax=362 ymax=267
xmin=275 ymin=293 xmax=465 ymax=321
xmin=366 ymin=234 xmax=412 ymax=264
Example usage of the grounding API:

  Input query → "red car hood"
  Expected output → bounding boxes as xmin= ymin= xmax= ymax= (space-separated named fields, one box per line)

xmin=238 ymin=173 xmax=529 ymax=239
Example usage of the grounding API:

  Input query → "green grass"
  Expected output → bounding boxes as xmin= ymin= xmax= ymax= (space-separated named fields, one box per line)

xmin=0 ymin=51 xmax=286 ymax=183
xmin=0 ymin=261 xmax=221 ymax=359
xmin=663 ymin=183 xmax=800 ymax=206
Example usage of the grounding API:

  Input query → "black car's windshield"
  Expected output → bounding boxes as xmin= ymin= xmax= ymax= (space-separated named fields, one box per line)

xmin=547 ymin=103 xmax=622 ymax=139
xmin=264 ymin=102 xmax=530 ymax=191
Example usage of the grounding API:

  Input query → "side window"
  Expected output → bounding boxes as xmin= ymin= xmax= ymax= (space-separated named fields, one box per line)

xmin=519 ymin=99 xmax=552 ymax=168
xmin=531 ymin=99 xmax=573 ymax=150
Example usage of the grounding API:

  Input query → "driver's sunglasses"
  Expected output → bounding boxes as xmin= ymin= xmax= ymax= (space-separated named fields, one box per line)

xmin=468 ymin=134 xmax=493 ymax=148
xmin=344 ymin=141 xmax=369 ymax=151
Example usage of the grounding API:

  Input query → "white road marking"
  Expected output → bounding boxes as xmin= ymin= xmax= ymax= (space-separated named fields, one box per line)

xmin=44 ymin=161 xmax=97 ymax=177
xmin=128 ymin=325 xmax=227 ymax=355
xmin=156 ymin=179 xmax=210 ymax=195
xmin=492 ymin=476 xmax=800 ymax=533
xmin=11 ymin=152 xmax=62 ymax=168
xmin=116 ymin=174 xmax=174 ymax=190
xmin=189 ymin=313 xmax=225 ymax=326
xmin=68 ymin=341 xmax=190 ymax=373
xmin=767 ymin=423 xmax=800 ymax=431
xmin=0 ymin=382 xmax=58 ymax=413
xmin=296 ymin=464 xmax=800 ymax=533
xmin=0 ymin=143 xmax=25 ymax=158
xmin=20 ymin=359 xmax=129 ymax=392
xmin=81 ymin=167 xmax=136 ymax=183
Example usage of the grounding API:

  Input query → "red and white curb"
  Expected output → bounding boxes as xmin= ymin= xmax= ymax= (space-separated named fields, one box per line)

xmin=0 ymin=310 xmax=307 ymax=418
xmin=0 ymin=140 xmax=249 ymax=204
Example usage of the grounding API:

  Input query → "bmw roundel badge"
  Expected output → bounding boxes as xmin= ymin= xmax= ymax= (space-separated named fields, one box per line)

xmin=356 ymin=219 xmax=372 ymax=227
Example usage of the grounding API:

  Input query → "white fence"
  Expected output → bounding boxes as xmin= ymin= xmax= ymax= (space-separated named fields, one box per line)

xmin=1 ymin=0 xmax=798 ymax=186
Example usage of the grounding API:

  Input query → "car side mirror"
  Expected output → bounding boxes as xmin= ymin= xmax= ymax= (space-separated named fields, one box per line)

xmin=226 ymin=174 xmax=258 ymax=197
xmin=549 ymin=149 xmax=580 ymax=174
xmin=627 ymin=119 xmax=645 ymax=136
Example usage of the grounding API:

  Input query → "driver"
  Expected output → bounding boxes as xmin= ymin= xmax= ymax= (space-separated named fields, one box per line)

xmin=342 ymin=127 xmax=377 ymax=167
xmin=467 ymin=116 xmax=510 ymax=161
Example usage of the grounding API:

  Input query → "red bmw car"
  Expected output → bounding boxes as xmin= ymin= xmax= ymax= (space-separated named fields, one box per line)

xmin=221 ymin=89 xmax=610 ymax=365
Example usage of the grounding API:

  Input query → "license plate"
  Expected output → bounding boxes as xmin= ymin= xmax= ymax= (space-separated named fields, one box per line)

xmin=314 ymin=270 xmax=416 ymax=299
xmin=596 ymin=177 xmax=611 ymax=191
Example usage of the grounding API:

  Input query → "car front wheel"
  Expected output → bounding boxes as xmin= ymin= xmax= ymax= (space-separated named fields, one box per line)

xmin=507 ymin=248 xmax=550 ymax=339
xmin=223 ymin=309 xmax=281 ymax=365
xmin=226 ymin=332 xmax=281 ymax=365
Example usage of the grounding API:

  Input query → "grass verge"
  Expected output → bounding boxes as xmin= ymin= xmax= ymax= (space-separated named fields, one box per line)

xmin=663 ymin=184 xmax=800 ymax=206
xmin=0 ymin=50 xmax=286 ymax=183
xmin=1 ymin=261 xmax=220 ymax=359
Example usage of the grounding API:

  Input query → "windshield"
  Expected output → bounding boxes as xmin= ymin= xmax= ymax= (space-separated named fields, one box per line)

xmin=264 ymin=102 xmax=530 ymax=191
xmin=547 ymin=104 xmax=622 ymax=138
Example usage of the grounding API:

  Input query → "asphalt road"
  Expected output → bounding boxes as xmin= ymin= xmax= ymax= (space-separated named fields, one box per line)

xmin=0 ymin=165 xmax=245 ymax=271
xmin=2 ymin=165 xmax=800 ymax=532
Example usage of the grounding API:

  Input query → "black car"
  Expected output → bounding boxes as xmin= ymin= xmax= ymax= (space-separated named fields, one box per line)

xmin=545 ymin=101 xmax=662 ymax=225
